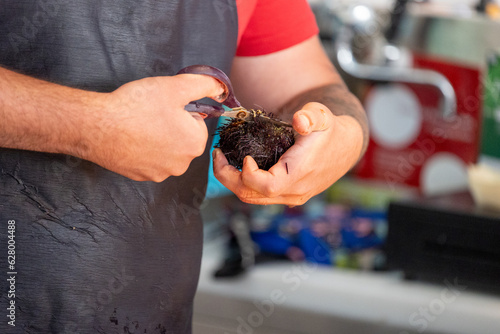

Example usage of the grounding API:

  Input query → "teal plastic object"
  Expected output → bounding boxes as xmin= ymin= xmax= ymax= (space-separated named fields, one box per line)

xmin=206 ymin=117 xmax=233 ymax=199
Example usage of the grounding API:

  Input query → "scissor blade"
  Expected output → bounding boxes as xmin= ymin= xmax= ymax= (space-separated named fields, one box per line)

xmin=185 ymin=102 xmax=225 ymax=118
xmin=220 ymin=108 xmax=253 ymax=121
xmin=223 ymin=108 xmax=292 ymax=127
xmin=185 ymin=102 xmax=292 ymax=127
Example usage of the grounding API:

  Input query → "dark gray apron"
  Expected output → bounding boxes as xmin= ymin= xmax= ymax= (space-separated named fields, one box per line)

xmin=0 ymin=1 xmax=237 ymax=333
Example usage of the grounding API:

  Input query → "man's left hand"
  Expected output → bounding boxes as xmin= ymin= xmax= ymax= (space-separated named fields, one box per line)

xmin=213 ymin=102 xmax=363 ymax=206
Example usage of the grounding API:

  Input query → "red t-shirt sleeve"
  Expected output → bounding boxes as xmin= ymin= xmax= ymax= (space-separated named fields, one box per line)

xmin=236 ymin=0 xmax=319 ymax=57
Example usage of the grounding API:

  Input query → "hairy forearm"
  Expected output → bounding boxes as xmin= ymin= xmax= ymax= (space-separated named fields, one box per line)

xmin=278 ymin=83 xmax=369 ymax=157
xmin=0 ymin=67 xmax=103 ymax=157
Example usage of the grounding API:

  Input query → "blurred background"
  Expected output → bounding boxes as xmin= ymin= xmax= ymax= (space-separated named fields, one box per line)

xmin=194 ymin=1 xmax=500 ymax=333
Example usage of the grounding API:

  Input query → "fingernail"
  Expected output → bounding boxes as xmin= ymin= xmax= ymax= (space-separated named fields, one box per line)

xmin=299 ymin=114 xmax=311 ymax=131
xmin=212 ymin=149 xmax=219 ymax=160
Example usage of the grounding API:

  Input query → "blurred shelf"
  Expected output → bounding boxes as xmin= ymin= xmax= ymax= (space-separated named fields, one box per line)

xmin=193 ymin=237 xmax=500 ymax=334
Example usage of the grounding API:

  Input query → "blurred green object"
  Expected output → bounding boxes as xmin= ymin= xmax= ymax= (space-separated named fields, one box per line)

xmin=324 ymin=176 xmax=415 ymax=210
xmin=481 ymin=53 xmax=500 ymax=160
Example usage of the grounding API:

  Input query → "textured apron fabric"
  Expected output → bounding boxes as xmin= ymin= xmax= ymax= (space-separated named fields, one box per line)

xmin=0 ymin=1 xmax=237 ymax=333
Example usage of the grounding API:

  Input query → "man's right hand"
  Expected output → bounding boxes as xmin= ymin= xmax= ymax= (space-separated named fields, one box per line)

xmin=0 ymin=67 xmax=224 ymax=182
xmin=83 ymin=74 xmax=224 ymax=182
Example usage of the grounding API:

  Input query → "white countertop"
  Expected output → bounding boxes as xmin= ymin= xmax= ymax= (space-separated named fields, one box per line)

xmin=193 ymin=238 xmax=500 ymax=334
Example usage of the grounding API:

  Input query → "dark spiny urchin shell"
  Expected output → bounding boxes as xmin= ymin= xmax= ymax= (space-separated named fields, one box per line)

xmin=215 ymin=113 xmax=295 ymax=171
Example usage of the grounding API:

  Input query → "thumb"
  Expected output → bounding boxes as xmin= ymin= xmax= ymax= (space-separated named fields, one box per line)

xmin=175 ymin=73 xmax=226 ymax=104
xmin=292 ymin=102 xmax=331 ymax=135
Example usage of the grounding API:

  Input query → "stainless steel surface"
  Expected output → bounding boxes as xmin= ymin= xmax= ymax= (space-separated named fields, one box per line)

xmin=314 ymin=1 xmax=500 ymax=67
xmin=330 ymin=2 xmax=458 ymax=118
xmin=314 ymin=1 xmax=500 ymax=119
xmin=399 ymin=2 xmax=500 ymax=67
xmin=335 ymin=25 xmax=457 ymax=118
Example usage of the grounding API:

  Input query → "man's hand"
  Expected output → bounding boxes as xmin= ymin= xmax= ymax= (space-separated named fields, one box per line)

xmin=81 ymin=74 xmax=224 ymax=182
xmin=213 ymin=102 xmax=363 ymax=205
xmin=0 ymin=67 xmax=223 ymax=182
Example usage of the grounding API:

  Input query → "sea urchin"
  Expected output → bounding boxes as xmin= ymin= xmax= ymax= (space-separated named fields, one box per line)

xmin=215 ymin=112 xmax=295 ymax=171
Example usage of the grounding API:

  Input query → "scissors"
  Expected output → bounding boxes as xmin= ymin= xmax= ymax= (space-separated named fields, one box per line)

xmin=177 ymin=65 xmax=292 ymax=128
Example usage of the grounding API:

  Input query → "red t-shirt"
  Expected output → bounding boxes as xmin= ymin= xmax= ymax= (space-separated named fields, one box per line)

xmin=236 ymin=0 xmax=319 ymax=56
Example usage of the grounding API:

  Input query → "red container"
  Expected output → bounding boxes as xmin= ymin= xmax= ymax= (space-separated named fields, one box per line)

xmin=353 ymin=54 xmax=482 ymax=195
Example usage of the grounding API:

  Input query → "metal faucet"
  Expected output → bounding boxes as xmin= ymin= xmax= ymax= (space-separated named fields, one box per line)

xmin=334 ymin=3 xmax=457 ymax=118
